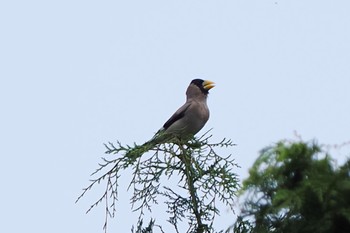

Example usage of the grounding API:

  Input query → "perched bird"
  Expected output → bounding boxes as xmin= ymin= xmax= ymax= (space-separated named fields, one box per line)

xmin=126 ymin=79 xmax=215 ymax=160
xmin=154 ymin=79 xmax=215 ymax=142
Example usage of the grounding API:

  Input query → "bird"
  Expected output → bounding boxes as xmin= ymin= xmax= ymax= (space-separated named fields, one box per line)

xmin=126 ymin=79 xmax=215 ymax=161
xmin=155 ymin=79 xmax=215 ymax=141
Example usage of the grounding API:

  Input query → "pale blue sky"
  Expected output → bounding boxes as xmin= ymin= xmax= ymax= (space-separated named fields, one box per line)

xmin=1 ymin=1 xmax=350 ymax=232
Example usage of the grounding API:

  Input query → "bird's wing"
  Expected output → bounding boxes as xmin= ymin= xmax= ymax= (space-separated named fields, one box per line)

xmin=162 ymin=102 xmax=191 ymax=130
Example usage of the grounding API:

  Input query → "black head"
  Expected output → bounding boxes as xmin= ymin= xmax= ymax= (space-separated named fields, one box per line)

xmin=191 ymin=79 xmax=207 ymax=94
xmin=190 ymin=79 xmax=215 ymax=94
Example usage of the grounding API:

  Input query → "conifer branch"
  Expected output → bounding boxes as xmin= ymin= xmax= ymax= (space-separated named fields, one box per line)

xmin=76 ymin=133 xmax=238 ymax=233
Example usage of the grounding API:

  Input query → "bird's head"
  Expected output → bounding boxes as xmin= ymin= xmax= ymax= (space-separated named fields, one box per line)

xmin=187 ymin=79 xmax=215 ymax=98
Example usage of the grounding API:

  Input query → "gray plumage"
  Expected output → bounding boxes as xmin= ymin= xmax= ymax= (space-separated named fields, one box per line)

xmin=158 ymin=79 xmax=214 ymax=140
xmin=126 ymin=79 xmax=215 ymax=160
xmin=151 ymin=79 xmax=214 ymax=143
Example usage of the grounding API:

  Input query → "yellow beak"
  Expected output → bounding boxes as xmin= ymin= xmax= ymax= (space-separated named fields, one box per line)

xmin=203 ymin=80 xmax=215 ymax=90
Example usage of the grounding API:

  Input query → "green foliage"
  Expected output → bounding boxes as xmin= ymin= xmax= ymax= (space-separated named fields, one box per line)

xmin=76 ymin=133 xmax=239 ymax=233
xmin=233 ymin=141 xmax=350 ymax=233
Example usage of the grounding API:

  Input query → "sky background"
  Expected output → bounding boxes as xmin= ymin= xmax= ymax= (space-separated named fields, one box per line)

xmin=1 ymin=0 xmax=350 ymax=232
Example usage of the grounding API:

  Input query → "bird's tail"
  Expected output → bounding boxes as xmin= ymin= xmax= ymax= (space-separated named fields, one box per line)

xmin=124 ymin=140 xmax=157 ymax=164
xmin=124 ymin=131 xmax=176 ymax=165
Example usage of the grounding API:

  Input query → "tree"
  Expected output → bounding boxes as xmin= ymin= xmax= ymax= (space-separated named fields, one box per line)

xmin=232 ymin=141 xmax=350 ymax=233
xmin=76 ymin=132 xmax=239 ymax=233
